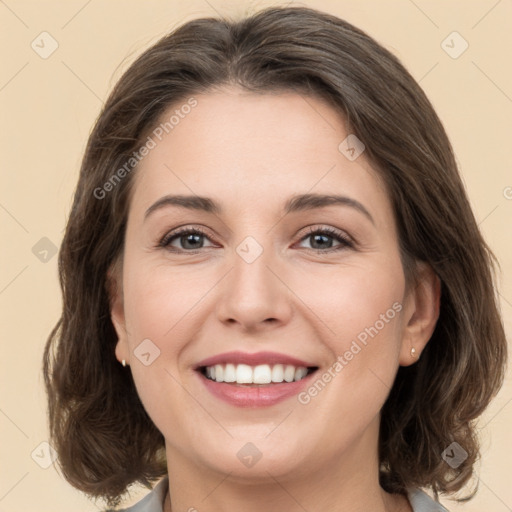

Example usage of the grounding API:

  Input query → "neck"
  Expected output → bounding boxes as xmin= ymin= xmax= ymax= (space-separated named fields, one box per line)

xmin=162 ymin=417 xmax=411 ymax=512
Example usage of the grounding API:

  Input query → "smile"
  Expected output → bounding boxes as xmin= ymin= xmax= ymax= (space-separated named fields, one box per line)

xmin=194 ymin=351 xmax=319 ymax=407
xmin=200 ymin=363 xmax=315 ymax=385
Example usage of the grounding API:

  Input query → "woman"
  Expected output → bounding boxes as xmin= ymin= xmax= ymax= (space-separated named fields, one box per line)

xmin=43 ymin=6 xmax=507 ymax=512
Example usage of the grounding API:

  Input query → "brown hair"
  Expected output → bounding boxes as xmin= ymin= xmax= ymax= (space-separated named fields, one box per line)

xmin=43 ymin=5 xmax=507 ymax=508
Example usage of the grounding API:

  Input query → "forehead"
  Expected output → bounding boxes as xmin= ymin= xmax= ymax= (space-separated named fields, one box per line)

xmin=129 ymin=88 xmax=391 ymax=225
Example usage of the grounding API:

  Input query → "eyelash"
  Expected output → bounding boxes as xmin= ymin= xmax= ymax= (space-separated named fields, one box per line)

xmin=157 ymin=225 xmax=354 ymax=254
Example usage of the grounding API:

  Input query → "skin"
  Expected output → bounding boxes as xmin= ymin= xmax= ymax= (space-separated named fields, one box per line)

xmin=110 ymin=86 xmax=440 ymax=512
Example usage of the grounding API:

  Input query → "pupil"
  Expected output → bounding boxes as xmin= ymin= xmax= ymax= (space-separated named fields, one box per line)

xmin=312 ymin=234 xmax=331 ymax=249
xmin=183 ymin=234 xmax=202 ymax=249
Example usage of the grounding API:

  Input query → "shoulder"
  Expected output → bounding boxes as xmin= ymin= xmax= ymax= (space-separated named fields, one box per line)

xmin=109 ymin=479 xmax=447 ymax=512
xmin=111 ymin=476 xmax=169 ymax=512
xmin=407 ymin=487 xmax=450 ymax=512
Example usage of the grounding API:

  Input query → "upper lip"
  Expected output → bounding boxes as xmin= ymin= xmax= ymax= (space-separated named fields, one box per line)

xmin=194 ymin=351 xmax=317 ymax=369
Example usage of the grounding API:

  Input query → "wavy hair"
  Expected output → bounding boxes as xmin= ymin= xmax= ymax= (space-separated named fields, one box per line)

xmin=43 ymin=5 xmax=507 ymax=508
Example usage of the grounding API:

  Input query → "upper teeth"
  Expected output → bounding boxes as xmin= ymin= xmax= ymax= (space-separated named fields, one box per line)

xmin=204 ymin=364 xmax=310 ymax=384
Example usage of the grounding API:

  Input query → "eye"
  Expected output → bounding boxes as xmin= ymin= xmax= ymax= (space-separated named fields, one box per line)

xmin=297 ymin=226 xmax=353 ymax=252
xmin=158 ymin=225 xmax=354 ymax=254
xmin=158 ymin=227 xmax=216 ymax=252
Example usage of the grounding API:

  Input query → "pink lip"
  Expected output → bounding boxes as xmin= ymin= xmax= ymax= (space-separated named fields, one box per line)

xmin=194 ymin=350 xmax=316 ymax=369
xmin=195 ymin=370 xmax=317 ymax=408
xmin=193 ymin=351 xmax=318 ymax=408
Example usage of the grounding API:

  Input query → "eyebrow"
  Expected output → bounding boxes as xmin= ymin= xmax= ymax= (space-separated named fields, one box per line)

xmin=144 ymin=193 xmax=375 ymax=225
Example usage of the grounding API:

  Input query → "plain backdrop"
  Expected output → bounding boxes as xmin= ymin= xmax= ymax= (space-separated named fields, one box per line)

xmin=1 ymin=0 xmax=511 ymax=511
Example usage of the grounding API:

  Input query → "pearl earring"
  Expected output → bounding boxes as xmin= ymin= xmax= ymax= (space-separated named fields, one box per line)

xmin=122 ymin=359 xmax=127 ymax=367
xmin=411 ymin=347 xmax=417 ymax=358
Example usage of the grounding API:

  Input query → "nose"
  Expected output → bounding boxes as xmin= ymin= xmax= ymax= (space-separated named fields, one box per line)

xmin=215 ymin=242 xmax=293 ymax=333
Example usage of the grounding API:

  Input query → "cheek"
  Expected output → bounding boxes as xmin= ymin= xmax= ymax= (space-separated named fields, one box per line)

xmin=123 ymin=261 xmax=210 ymax=343
xmin=293 ymin=256 xmax=405 ymax=348
xmin=295 ymin=260 xmax=405 ymax=428
xmin=120 ymin=262 xmax=208 ymax=431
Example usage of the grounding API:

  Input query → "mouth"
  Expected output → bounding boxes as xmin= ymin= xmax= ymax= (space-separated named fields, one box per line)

xmin=193 ymin=351 xmax=320 ymax=407
xmin=198 ymin=363 xmax=318 ymax=386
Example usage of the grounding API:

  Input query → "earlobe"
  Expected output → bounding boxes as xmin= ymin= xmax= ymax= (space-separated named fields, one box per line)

xmin=114 ymin=339 xmax=130 ymax=367
xmin=399 ymin=263 xmax=441 ymax=366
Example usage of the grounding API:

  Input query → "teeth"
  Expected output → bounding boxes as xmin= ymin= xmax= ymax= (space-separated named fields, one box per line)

xmin=284 ymin=365 xmax=295 ymax=382
xmin=253 ymin=365 xmax=271 ymax=384
xmin=271 ymin=364 xmax=284 ymax=383
xmin=294 ymin=367 xmax=308 ymax=381
xmin=223 ymin=363 xmax=236 ymax=382
xmin=236 ymin=364 xmax=253 ymax=384
xmin=214 ymin=364 xmax=223 ymax=383
xmin=203 ymin=363 xmax=312 ymax=384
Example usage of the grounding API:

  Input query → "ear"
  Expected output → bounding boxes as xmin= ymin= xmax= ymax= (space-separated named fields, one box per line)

xmin=399 ymin=262 xmax=441 ymax=366
xmin=106 ymin=260 xmax=130 ymax=366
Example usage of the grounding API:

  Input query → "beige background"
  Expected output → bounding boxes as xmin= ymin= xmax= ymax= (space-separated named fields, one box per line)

xmin=1 ymin=0 xmax=511 ymax=510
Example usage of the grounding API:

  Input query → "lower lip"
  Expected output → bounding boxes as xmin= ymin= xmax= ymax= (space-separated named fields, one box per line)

xmin=196 ymin=370 xmax=317 ymax=408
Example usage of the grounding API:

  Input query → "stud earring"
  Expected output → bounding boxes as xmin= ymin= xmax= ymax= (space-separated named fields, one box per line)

xmin=122 ymin=359 xmax=127 ymax=367
xmin=411 ymin=347 xmax=417 ymax=359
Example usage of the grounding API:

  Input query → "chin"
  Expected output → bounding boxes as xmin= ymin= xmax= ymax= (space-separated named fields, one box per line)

xmin=190 ymin=432 xmax=311 ymax=480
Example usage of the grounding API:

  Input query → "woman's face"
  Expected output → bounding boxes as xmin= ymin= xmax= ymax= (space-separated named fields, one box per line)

xmin=112 ymin=87 xmax=428 ymax=482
